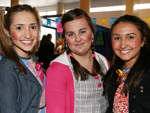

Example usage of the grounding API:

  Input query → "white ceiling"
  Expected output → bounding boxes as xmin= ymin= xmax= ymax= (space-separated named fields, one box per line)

xmin=0 ymin=0 xmax=80 ymax=7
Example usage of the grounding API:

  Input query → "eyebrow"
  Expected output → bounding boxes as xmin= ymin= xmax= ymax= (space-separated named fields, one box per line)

xmin=66 ymin=31 xmax=73 ymax=34
xmin=127 ymin=33 xmax=136 ymax=35
xmin=112 ymin=33 xmax=137 ymax=36
xmin=79 ymin=28 xmax=87 ymax=31
xmin=112 ymin=34 xmax=119 ymax=36
xmin=14 ymin=23 xmax=37 ymax=26
xmin=66 ymin=28 xmax=87 ymax=34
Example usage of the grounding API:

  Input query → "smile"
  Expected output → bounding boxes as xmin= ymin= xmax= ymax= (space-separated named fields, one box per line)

xmin=21 ymin=40 xmax=32 ymax=44
xmin=121 ymin=50 xmax=131 ymax=54
xmin=76 ymin=43 xmax=84 ymax=46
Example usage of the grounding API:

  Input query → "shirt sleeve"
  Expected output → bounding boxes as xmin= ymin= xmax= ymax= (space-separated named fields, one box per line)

xmin=98 ymin=53 xmax=110 ymax=70
xmin=46 ymin=62 xmax=71 ymax=113
xmin=0 ymin=64 xmax=19 ymax=113
xmin=104 ymin=57 xmax=110 ymax=69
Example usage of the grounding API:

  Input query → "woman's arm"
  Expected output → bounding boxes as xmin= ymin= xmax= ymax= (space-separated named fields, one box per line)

xmin=0 ymin=63 xmax=19 ymax=113
xmin=46 ymin=62 xmax=69 ymax=113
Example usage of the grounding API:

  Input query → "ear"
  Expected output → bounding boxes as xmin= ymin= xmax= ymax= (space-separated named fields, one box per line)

xmin=141 ymin=37 xmax=146 ymax=47
xmin=91 ymin=33 xmax=94 ymax=39
xmin=4 ymin=28 xmax=11 ymax=37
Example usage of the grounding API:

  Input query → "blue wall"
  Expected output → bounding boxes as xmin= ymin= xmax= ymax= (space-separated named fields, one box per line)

xmin=94 ymin=25 xmax=113 ymax=61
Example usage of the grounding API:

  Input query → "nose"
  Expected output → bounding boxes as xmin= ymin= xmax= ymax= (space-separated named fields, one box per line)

xmin=24 ymin=28 xmax=31 ymax=39
xmin=120 ymin=39 xmax=127 ymax=49
xmin=75 ymin=34 xmax=81 ymax=42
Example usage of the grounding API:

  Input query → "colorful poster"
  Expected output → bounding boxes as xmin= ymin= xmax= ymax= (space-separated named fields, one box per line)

xmin=92 ymin=18 xmax=97 ymax=24
xmin=100 ymin=18 xmax=108 ymax=25
xmin=110 ymin=18 xmax=117 ymax=25
xmin=94 ymin=25 xmax=113 ymax=61
xmin=146 ymin=17 xmax=150 ymax=24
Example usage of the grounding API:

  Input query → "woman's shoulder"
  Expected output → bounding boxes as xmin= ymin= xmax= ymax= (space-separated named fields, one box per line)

xmin=141 ymin=67 xmax=150 ymax=82
xmin=51 ymin=52 xmax=70 ymax=66
xmin=95 ymin=52 xmax=110 ymax=69
xmin=46 ymin=62 xmax=73 ymax=82
xmin=49 ymin=62 xmax=70 ymax=72
xmin=95 ymin=52 xmax=106 ymax=59
xmin=0 ymin=58 xmax=18 ymax=79
xmin=0 ymin=57 xmax=17 ymax=68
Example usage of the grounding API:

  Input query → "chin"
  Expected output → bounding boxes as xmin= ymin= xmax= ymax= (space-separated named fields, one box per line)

xmin=22 ymin=48 xmax=33 ymax=53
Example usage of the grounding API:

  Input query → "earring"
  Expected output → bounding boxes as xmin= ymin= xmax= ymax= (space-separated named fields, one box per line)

xmin=65 ymin=41 xmax=69 ymax=51
xmin=92 ymin=38 xmax=94 ymax=43
xmin=91 ymin=38 xmax=95 ymax=55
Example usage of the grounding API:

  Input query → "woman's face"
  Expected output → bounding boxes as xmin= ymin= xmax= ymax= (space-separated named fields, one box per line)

xmin=111 ymin=22 xmax=145 ymax=68
xmin=8 ymin=11 xmax=39 ymax=58
xmin=64 ymin=17 xmax=94 ymax=56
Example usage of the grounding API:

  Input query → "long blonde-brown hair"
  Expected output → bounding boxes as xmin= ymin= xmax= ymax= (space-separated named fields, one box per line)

xmin=0 ymin=4 xmax=41 ymax=73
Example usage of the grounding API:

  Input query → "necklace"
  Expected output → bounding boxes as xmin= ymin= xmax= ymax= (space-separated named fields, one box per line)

xmin=20 ymin=56 xmax=31 ymax=60
xmin=116 ymin=68 xmax=131 ymax=84
xmin=122 ymin=68 xmax=131 ymax=75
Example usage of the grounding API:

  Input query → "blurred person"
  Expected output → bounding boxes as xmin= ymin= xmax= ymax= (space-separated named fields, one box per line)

xmin=54 ymin=37 xmax=64 ymax=55
xmin=36 ymin=33 xmax=54 ymax=69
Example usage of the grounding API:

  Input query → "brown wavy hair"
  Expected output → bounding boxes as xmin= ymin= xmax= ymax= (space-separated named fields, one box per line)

xmin=61 ymin=8 xmax=105 ymax=81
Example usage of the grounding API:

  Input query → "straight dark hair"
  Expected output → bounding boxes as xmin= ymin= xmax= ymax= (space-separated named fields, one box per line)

xmin=103 ymin=15 xmax=150 ymax=96
xmin=61 ymin=8 xmax=105 ymax=81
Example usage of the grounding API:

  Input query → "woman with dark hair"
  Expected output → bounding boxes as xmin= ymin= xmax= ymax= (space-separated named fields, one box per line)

xmin=46 ymin=8 xmax=109 ymax=113
xmin=103 ymin=15 xmax=150 ymax=113
xmin=0 ymin=4 xmax=46 ymax=113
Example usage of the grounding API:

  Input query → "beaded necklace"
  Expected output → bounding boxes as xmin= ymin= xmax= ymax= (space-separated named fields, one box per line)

xmin=20 ymin=56 xmax=31 ymax=60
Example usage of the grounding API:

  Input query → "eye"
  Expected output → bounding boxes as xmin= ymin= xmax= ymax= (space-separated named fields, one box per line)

xmin=80 ymin=30 xmax=86 ymax=34
xmin=128 ymin=36 xmax=134 ymax=39
xmin=114 ymin=37 xmax=120 ymax=40
xmin=31 ymin=26 xmax=36 ymax=29
xmin=16 ymin=27 xmax=22 ymax=30
xmin=68 ymin=33 xmax=74 ymax=37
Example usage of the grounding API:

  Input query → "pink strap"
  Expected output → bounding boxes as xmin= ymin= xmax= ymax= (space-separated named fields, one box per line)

xmin=35 ymin=62 xmax=44 ymax=81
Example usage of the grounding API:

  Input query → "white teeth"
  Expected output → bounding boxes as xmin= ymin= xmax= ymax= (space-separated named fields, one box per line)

xmin=21 ymin=40 xmax=32 ymax=43
xmin=121 ymin=50 xmax=130 ymax=53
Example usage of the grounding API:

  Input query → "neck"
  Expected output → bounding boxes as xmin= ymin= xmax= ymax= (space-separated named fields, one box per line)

xmin=72 ymin=51 xmax=94 ymax=73
xmin=72 ymin=51 xmax=92 ymax=64
xmin=13 ymin=46 xmax=30 ymax=59
xmin=20 ymin=55 xmax=31 ymax=60
xmin=123 ymin=63 xmax=133 ymax=69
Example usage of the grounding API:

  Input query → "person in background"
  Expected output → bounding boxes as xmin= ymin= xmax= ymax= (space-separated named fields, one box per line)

xmin=46 ymin=8 xmax=110 ymax=113
xmin=0 ymin=4 xmax=46 ymax=113
xmin=54 ymin=37 xmax=64 ymax=55
xmin=103 ymin=15 xmax=150 ymax=113
xmin=47 ymin=33 xmax=55 ymax=55
xmin=36 ymin=33 xmax=54 ymax=70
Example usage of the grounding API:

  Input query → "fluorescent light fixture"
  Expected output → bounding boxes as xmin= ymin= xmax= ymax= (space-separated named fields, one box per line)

xmin=134 ymin=3 xmax=150 ymax=9
xmin=19 ymin=2 xmax=23 ymax=5
xmin=90 ymin=5 xmax=126 ymax=12
xmin=47 ymin=11 xmax=56 ymax=15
